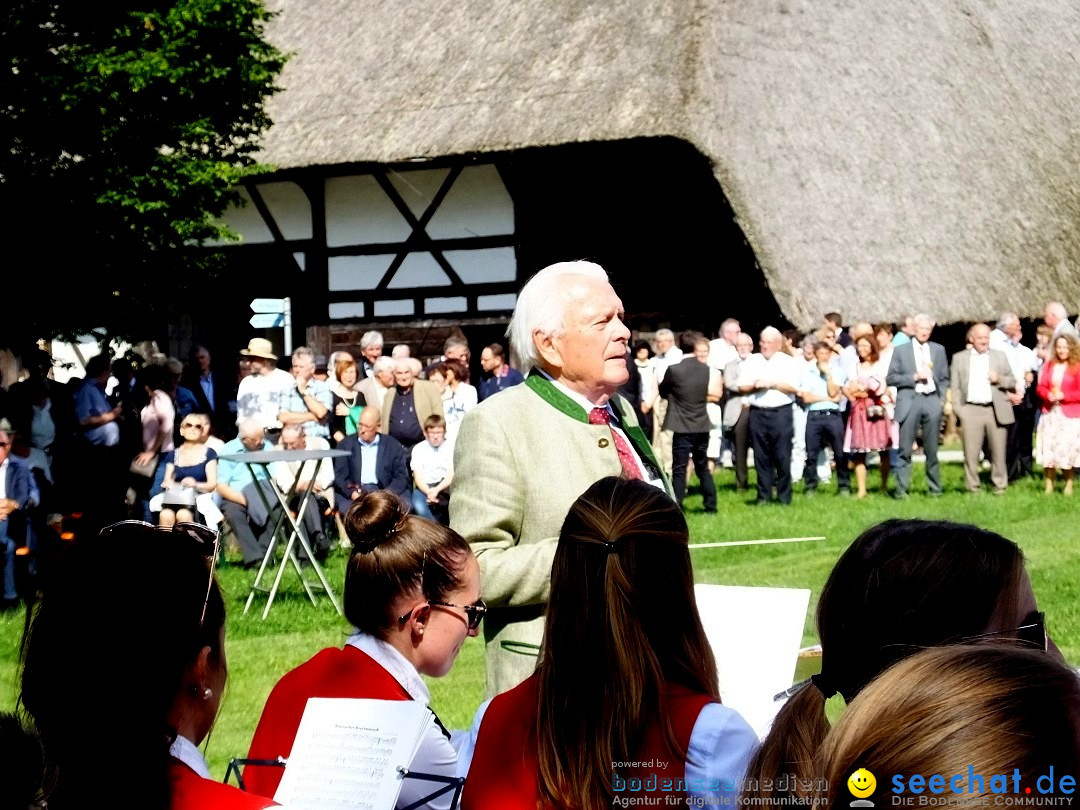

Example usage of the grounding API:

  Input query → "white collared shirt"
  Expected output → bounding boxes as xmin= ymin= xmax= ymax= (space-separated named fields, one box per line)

xmin=913 ymin=341 xmax=937 ymax=394
xmin=652 ymin=348 xmax=684 ymax=383
xmin=990 ymin=329 xmax=1037 ymax=393
xmin=739 ymin=352 xmax=798 ymax=408
xmin=169 ymin=734 xmax=212 ymax=780
xmin=966 ymin=349 xmax=993 ymax=405
xmin=345 ymin=631 xmax=466 ymax=808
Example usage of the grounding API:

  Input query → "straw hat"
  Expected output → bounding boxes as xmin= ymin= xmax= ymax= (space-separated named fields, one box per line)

xmin=240 ymin=337 xmax=278 ymax=361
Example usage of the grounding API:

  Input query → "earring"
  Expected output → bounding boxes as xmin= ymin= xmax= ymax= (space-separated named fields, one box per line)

xmin=202 ymin=688 xmax=213 ymax=700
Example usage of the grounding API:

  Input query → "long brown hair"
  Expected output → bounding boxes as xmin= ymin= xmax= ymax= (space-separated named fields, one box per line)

xmin=817 ymin=645 xmax=1080 ymax=804
xmin=1050 ymin=333 xmax=1080 ymax=367
xmin=743 ymin=519 xmax=1025 ymax=802
xmin=534 ymin=477 xmax=717 ymax=809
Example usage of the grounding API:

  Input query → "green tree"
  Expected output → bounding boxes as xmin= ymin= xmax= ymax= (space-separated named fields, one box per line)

xmin=0 ymin=0 xmax=287 ymax=346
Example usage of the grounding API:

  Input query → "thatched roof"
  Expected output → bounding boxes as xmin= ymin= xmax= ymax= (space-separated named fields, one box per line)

xmin=258 ymin=0 xmax=1080 ymax=330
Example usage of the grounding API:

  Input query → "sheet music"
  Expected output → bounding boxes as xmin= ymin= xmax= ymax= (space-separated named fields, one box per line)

xmin=693 ymin=584 xmax=811 ymax=740
xmin=273 ymin=698 xmax=430 ymax=810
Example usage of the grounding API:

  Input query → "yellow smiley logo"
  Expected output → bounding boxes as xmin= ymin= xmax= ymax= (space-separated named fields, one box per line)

xmin=848 ymin=768 xmax=877 ymax=798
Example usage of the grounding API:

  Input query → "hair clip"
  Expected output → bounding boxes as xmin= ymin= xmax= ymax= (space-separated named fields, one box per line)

xmin=603 ymin=540 xmax=620 ymax=555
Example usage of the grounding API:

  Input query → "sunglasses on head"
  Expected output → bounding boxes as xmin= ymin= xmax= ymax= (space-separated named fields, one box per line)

xmin=100 ymin=520 xmax=220 ymax=627
xmin=398 ymin=597 xmax=488 ymax=630
xmin=966 ymin=611 xmax=1048 ymax=652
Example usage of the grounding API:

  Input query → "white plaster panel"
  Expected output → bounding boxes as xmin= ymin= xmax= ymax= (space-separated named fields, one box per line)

xmin=386 ymin=252 xmax=452 ymax=289
xmin=374 ymin=299 xmax=415 ymax=317
xmin=328 ymin=254 xmax=393 ymax=291
xmin=477 ymin=293 xmax=518 ymax=311
xmin=213 ymin=187 xmax=274 ymax=244
xmin=426 ymin=164 xmax=514 ymax=239
xmin=425 ymin=297 xmax=468 ymax=314
xmin=442 ymin=246 xmax=516 ymax=284
xmin=328 ymin=301 xmax=366 ymax=319
xmin=325 ymin=175 xmax=412 ymax=247
xmin=257 ymin=181 xmax=312 ymax=240
xmin=387 ymin=168 xmax=451 ymax=220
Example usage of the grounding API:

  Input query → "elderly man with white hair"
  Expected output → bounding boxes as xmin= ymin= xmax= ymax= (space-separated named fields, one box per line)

xmin=886 ymin=313 xmax=950 ymax=497
xmin=379 ymin=357 xmax=443 ymax=454
xmin=358 ymin=330 xmax=384 ymax=379
xmin=451 ymin=260 xmax=668 ymax=697
xmin=1044 ymin=301 xmax=1078 ymax=340
xmin=737 ymin=326 xmax=800 ymax=505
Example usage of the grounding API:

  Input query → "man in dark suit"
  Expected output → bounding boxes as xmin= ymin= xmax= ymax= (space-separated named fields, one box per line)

xmin=181 ymin=344 xmax=238 ymax=441
xmin=886 ymin=313 xmax=951 ymax=497
xmin=659 ymin=332 xmax=720 ymax=512
xmin=0 ymin=423 xmax=33 ymax=609
xmin=950 ymin=323 xmax=1016 ymax=494
xmin=333 ymin=406 xmax=410 ymax=514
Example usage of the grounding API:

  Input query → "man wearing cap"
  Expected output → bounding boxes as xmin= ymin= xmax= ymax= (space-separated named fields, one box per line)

xmin=235 ymin=338 xmax=294 ymax=431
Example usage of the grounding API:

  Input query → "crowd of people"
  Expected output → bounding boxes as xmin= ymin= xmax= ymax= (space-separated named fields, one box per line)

xmin=2 ymin=261 xmax=1079 ymax=808
xmin=646 ymin=303 xmax=1080 ymax=506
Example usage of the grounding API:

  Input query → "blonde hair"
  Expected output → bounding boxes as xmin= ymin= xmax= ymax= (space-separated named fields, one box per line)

xmin=816 ymin=645 xmax=1080 ymax=803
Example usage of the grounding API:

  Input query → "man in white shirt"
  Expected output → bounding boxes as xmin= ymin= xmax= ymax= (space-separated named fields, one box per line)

xmin=990 ymin=312 xmax=1039 ymax=480
xmin=235 ymin=338 xmax=294 ymax=433
xmin=738 ymin=327 xmax=800 ymax=505
xmin=949 ymin=323 xmax=1016 ymax=494
xmin=707 ymin=318 xmax=740 ymax=464
xmin=649 ymin=328 xmax=683 ymax=478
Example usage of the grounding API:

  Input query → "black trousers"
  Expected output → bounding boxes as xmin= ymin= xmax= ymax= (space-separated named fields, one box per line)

xmin=726 ymin=408 xmax=751 ymax=489
xmin=749 ymin=405 xmax=794 ymax=504
xmin=804 ymin=410 xmax=850 ymax=490
xmin=1007 ymin=399 xmax=1036 ymax=480
xmin=672 ymin=432 xmax=717 ymax=511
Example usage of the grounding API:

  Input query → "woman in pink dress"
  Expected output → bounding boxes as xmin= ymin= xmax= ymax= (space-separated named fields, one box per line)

xmin=843 ymin=335 xmax=893 ymax=498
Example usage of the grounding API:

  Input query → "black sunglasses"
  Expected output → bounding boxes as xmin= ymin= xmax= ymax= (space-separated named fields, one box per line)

xmin=100 ymin=520 xmax=220 ymax=627
xmin=966 ymin=611 xmax=1047 ymax=652
xmin=398 ymin=598 xmax=488 ymax=630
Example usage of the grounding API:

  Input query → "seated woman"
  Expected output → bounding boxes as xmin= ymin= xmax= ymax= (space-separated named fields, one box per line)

xmin=743 ymin=518 xmax=1058 ymax=804
xmin=159 ymin=411 xmax=218 ymax=527
xmin=461 ymin=477 xmax=758 ymax=809
xmin=244 ymin=490 xmax=481 ymax=809
xmin=19 ymin=521 xmax=274 ymax=810
xmin=816 ymin=645 xmax=1080 ymax=804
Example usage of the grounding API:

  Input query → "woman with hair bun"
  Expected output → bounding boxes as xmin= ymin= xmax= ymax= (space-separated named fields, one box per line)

xmin=461 ymin=477 xmax=757 ymax=809
xmin=816 ymin=645 xmax=1080 ymax=805
xmin=743 ymin=518 xmax=1056 ymax=804
xmin=244 ymin=491 xmax=483 ymax=809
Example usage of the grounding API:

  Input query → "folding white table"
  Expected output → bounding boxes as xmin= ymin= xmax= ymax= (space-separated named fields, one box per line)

xmin=219 ymin=447 xmax=349 ymax=619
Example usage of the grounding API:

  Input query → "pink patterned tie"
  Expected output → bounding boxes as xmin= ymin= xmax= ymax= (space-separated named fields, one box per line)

xmin=589 ymin=407 xmax=643 ymax=480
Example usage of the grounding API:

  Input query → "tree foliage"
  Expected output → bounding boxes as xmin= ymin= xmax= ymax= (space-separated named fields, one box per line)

xmin=0 ymin=0 xmax=287 ymax=345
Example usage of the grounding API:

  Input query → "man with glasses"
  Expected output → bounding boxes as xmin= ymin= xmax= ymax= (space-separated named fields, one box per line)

xmin=215 ymin=419 xmax=281 ymax=568
xmin=333 ymin=406 xmax=411 ymax=515
xmin=0 ymin=424 xmax=32 ymax=610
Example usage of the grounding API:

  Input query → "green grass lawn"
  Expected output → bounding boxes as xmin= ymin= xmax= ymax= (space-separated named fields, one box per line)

xmin=1 ymin=460 xmax=1077 ymax=779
